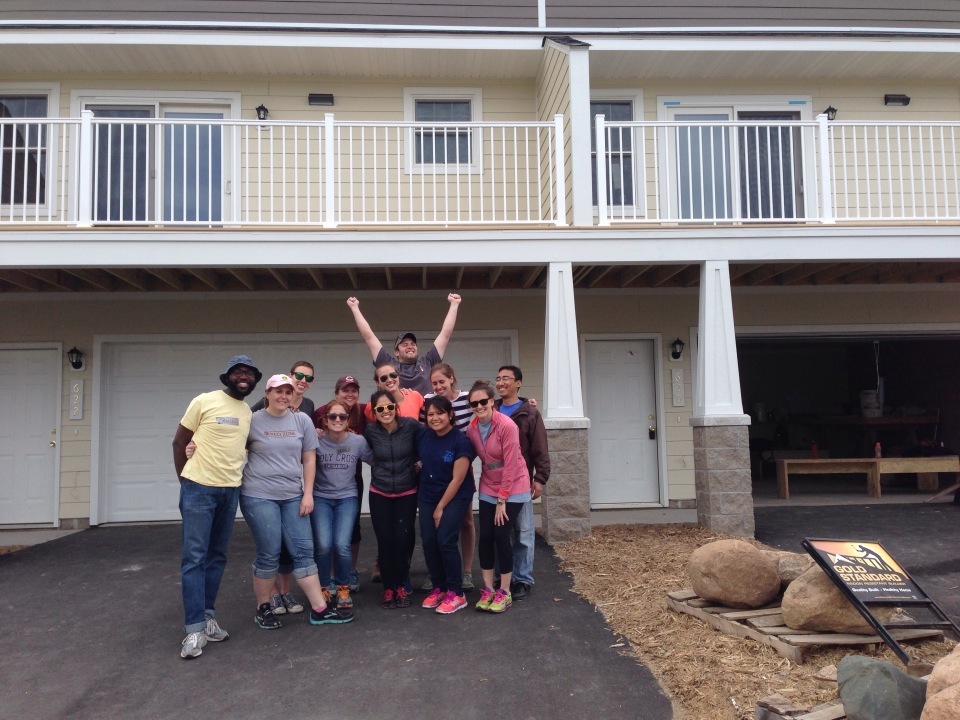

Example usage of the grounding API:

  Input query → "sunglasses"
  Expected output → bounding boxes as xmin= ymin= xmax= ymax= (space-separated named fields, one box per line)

xmin=374 ymin=403 xmax=397 ymax=414
xmin=378 ymin=372 xmax=399 ymax=383
xmin=326 ymin=413 xmax=349 ymax=421
xmin=469 ymin=398 xmax=491 ymax=408
xmin=293 ymin=372 xmax=314 ymax=382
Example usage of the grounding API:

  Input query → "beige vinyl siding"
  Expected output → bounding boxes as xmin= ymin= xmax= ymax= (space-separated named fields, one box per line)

xmin=536 ymin=44 xmax=572 ymax=225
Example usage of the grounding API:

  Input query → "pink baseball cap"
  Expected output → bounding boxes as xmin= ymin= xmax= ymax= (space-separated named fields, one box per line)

xmin=265 ymin=374 xmax=296 ymax=391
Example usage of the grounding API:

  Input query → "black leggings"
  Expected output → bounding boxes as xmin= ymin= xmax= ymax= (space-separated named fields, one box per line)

xmin=477 ymin=500 xmax=523 ymax=574
xmin=368 ymin=491 xmax=418 ymax=591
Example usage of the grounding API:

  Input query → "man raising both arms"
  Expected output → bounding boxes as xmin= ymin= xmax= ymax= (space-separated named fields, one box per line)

xmin=347 ymin=293 xmax=462 ymax=396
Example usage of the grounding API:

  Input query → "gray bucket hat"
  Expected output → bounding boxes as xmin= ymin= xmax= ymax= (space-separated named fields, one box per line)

xmin=219 ymin=354 xmax=263 ymax=386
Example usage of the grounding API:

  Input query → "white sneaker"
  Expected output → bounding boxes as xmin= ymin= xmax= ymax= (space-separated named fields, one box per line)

xmin=180 ymin=631 xmax=207 ymax=659
xmin=204 ymin=616 xmax=229 ymax=642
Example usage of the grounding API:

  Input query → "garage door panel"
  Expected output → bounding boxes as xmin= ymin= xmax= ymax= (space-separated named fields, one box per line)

xmin=99 ymin=335 xmax=514 ymax=523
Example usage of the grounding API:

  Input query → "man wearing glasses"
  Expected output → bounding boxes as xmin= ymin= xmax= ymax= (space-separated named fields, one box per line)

xmin=346 ymin=293 xmax=462 ymax=396
xmin=494 ymin=365 xmax=550 ymax=601
xmin=172 ymin=355 xmax=261 ymax=659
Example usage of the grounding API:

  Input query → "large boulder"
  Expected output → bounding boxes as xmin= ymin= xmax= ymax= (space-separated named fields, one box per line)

xmin=781 ymin=565 xmax=896 ymax=634
xmin=921 ymin=682 xmax=960 ymax=720
xmin=927 ymin=645 xmax=960 ymax=698
xmin=687 ymin=539 xmax=780 ymax=609
xmin=761 ymin=549 xmax=815 ymax=590
xmin=837 ymin=655 xmax=927 ymax=720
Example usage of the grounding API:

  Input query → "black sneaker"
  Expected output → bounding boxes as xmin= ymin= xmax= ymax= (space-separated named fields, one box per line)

xmin=310 ymin=605 xmax=355 ymax=625
xmin=255 ymin=602 xmax=282 ymax=629
xmin=510 ymin=582 xmax=532 ymax=601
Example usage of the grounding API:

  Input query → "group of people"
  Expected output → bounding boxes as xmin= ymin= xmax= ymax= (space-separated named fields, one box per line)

xmin=172 ymin=294 xmax=550 ymax=659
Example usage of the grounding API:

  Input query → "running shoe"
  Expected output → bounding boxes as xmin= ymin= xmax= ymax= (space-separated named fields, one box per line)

xmin=269 ymin=592 xmax=286 ymax=615
xmin=461 ymin=572 xmax=475 ymax=592
xmin=488 ymin=588 xmax=512 ymax=614
xmin=204 ymin=616 xmax=229 ymax=642
xmin=255 ymin=602 xmax=283 ymax=629
xmin=475 ymin=588 xmax=495 ymax=612
xmin=422 ymin=587 xmax=445 ymax=609
xmin=436 ymin=591 xmax=468 ymax=615
xmin=310 ymin=605 xmax=354 ymax=625
xmin=395 ymin=585 xmax=412 ymax=608
xmin=180 ymin=631 xmax=207 ymax=659
xmin=349 ymin=570 xmax=361 ymax=592
xmin=336 ymin=585 xmax=354 ymax=610
xmin=281 ymin=592 xmax=304 ymax=614
xmin=381 ymin=588 xmax=397 ymax=609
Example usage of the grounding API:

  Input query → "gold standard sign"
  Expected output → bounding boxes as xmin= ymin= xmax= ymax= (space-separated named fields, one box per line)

xmin=804 ymin=539 xmax=924 ymax=603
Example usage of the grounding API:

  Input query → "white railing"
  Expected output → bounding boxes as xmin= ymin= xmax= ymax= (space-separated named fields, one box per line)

xmin=596 ymin=115 xmax=960 ymax=226
xmin=0 ymin=112 xmax=567 ymax=227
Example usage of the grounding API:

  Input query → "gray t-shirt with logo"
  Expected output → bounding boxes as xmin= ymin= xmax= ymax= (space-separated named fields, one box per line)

xmin=242 ymin=410 xmax=319 ymax=501
xmin=314 ymin=433 xmax=373 ymax=500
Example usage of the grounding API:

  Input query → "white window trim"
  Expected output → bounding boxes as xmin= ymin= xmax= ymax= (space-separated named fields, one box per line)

xmin=591 ymin=89 xmax=645 ymax=216
xmin=403 ymin=87 xmax=483 ymax=175
xmin=68 ymin=89 xmax=241 ymax=224
xmin=0 ymin=82 xmax=62 ymax=217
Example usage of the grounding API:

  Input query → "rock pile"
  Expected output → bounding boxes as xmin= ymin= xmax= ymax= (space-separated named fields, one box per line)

xmin=687 ymin=539 xmax=780 ymax=609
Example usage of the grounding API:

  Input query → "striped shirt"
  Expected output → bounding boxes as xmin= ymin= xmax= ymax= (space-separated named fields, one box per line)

xmin=422 ymin=390 xmax=472 ymax=430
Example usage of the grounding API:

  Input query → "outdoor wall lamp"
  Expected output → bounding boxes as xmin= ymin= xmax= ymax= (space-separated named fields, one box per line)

xmin=255 ymin=104 xmax=270 ymax=121
xmin=67 ymin=346 xmax=85 ymax=371
xmin=884 ymin=94 xmax=911 ymax=107
xmin=670 ymin=338 xmax=685 ymax=361
xmin=822 ymin=106 xmax=838 ymax=121
xmin=308 ymin=94 xmax=335 ymax=106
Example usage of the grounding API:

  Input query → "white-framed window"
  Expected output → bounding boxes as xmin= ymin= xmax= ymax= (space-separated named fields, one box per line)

xmin=657 ymin=95 xmax=814 ymax=221
xmin=70 ymin=90 xmax=239 ymax=223
xmin=1 ymin=83 xmax=60 ymax=211
xmin=591 ymin=90 xmax=644 ymax=210
xmin=403 ymin=88 xmax=482 ymax=174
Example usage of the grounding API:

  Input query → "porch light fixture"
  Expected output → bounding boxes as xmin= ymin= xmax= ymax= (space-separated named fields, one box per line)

xmin=67 ymin=346 xmax=85 ymax=371
xmin=670 ymin=338 xmax=685 ymax=361
xmin=255 ymin=104 xmax=270 ymax=121
xmin=884 ymin=94 xmax=911 ymax=107
xmin=308 ymin=93 xmax=335 ymax=106
xmin=822 ymin=106 xmax=838 ymax=121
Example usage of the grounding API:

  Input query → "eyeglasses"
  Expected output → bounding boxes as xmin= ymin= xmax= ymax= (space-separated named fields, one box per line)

xmin=469 ymin=398 xmax=490 ymax=408
xmin=293 ymin=372 xmax=314 ymax=382
xmin=378 ymin=372 xmax=399 ymax=383
xmin=326 ymin=413 xmax=349 ymax=421
xmin=230 ymin=368 xmax=257 ymax=378
xmin=374 ymin=403 xmax=397 ymax=414
xmin=495 ymin=376 xmax=516 ymax=382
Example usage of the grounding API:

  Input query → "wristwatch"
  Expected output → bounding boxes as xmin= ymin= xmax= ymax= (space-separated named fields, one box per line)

xmin=496 ymin=498 xmax=506 ymax=506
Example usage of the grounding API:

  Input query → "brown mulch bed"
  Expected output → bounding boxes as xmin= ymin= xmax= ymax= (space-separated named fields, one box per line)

xmin=0 ymin=545 xmax=26 ymax=556
xmin=555 ymin=524 xmax=955 ymax=720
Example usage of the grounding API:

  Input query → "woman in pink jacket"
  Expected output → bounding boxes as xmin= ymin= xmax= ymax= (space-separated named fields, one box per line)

xmin=464 ymin=380 xmax=531 ymax=614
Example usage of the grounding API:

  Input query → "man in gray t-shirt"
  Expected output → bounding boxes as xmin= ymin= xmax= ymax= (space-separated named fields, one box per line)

xmin=346 ymin=294 xmax=462 ymax=396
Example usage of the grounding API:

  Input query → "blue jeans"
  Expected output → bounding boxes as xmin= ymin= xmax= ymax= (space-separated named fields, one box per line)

xmin=310 ymin=496 xmax=358 ymax=587
xmin=179 ymin=479 xmax=240 ymax=633
xmin=419 ymin=495 xmax=470 ymax=594
xmin=511 ymin=499 xmax=536 ymax=585
xmin=238 ymin=494 xmax=318 ymax=580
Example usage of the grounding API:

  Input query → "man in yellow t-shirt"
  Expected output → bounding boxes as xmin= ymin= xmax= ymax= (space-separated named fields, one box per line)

xmin=172 ymin=354 xmax=261 ymax=659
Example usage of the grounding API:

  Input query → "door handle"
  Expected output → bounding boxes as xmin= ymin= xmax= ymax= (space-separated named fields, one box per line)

xmin=648 ymin=425 xmax=656 ymax=440
xmin=49 ymin=441 xmax=57 ymax=447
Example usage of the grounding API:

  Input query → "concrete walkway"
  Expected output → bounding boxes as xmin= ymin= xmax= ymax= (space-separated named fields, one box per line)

xmin=0 ymin=520 xmax=673 ymax=720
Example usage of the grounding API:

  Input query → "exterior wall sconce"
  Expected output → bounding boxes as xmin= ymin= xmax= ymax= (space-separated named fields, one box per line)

xmin=67 ymin=346 xmax=85 ymax=371
xmin=255 ymin=104 xmax=270 ymax=121
xmin=670 ymin=338 xmax=685 ymax=361
xmin=822 ymin=106 xmax=838 ymax=121
xmin=884 ymin=94 xmax=911 ymax=107
xmin=308 ymin=94 xmax=335 ymax=106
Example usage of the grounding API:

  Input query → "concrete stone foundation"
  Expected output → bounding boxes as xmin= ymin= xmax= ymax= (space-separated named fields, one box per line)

xmin=693 ymin=424 xmax=755 ymax=537
xmin=541 ymin=420 xmax=591 ymax=544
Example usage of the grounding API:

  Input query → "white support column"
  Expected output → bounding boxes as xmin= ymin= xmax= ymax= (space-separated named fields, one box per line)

xmin=567 ymin=44 xmax=592 ymax=227
xmin=692 ymin=260 xmax=750 ymax=425
xmin=544 ymin=261 xmax=584 ymax=418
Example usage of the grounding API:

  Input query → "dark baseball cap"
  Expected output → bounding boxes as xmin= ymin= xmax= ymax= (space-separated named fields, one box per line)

xmin=394 ymin=332 xmax=417 ymax=349
xmin=335 ymin=375 xmax=360 ymax=392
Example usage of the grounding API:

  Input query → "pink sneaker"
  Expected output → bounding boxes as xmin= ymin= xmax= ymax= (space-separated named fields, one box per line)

xmin=422 ymin=587 xmax=445 ymax=609
xmin=436 ymin=591 xmax=468 ymax=615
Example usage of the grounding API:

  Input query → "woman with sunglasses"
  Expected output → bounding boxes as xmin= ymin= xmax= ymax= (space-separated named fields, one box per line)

xmin=364 ymin=362 xmax=424 ymax=422
xmin=420 ymin=363 xmax=476 ymax=593
xmin=251 ymin=361 xmax=317 ymax=616
xmin=363 ymin=389 xmax=421 ymax=609
xmin=311 ymin=398 xmax=373 ymax=614
xmin=464 ymin=380 xmax=531 ymax=614
xmin=313 ymin=375 xmax=367 ymax=591
xmin=417 ymin=395 xmax=475 ymax=615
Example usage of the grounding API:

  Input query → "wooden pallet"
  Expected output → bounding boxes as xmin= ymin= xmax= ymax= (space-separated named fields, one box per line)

xmin=666 ymin=589 xmax=943 ymax=665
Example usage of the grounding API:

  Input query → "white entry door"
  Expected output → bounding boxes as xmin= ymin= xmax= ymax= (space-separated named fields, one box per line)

xmin=0 ymin=348 xmax=60 ymax=524
xmin=584 ymin=338 xmax=661 ymax=506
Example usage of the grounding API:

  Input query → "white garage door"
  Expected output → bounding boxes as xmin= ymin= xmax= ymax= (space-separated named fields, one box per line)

xmin=97 ymin=333 xmax=513 ymax=523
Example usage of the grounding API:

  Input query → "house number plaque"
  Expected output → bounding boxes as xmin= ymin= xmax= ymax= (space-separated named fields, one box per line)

xmin=70 ymin=380 xmax=84 ymax=420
